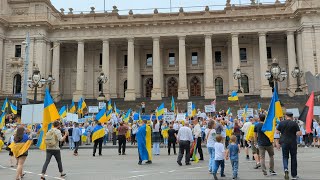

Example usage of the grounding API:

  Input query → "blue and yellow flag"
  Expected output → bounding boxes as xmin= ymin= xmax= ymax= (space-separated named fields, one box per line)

xmin=136 ymin=124 xmax=152 ymax=161
xmin=10 ymin=102 xmax=17 ymax=115
xmin=226 ymin=125 xmax=233 ymax=138
xmin=156 ymin=103 xmax=165 ymax=117
xmin=226 ymin=107 xmax=231 ymax=115
xmin=0 ymin=112 xmax=5 ymax=129
xmin=59 ymin=106 xmax=67 ymax=118
xmin=123 ymin=109 xmax=131 ymax=122
xmin=192 ymin=103 xmax=197 ymax=117
xmin=1 ymin=98 xmax=8 ymax=112
xmin=262 ymin=90 xmax=283 ymax=143
xmin=258 ymin=103 xmax=262 ymax=112
xmin=96 ymin=107 xmax=107 ymax=123
xmin=242 ymin=104 xmax=248 ymax=121
xmin=8 ymin=134 xmax=32 ymax=158
xmin=37 ymin=89 xmax=60 ymax=150
xmin=108 ymin=99 xmax=112 ymax=111
xmin=171 ymin=96 xmax=175 ymax=112
xmin=106 ymin=109 xmax=112 ymax=122
xmin=228 ymin=91 xmax=239 ymax=101
xmin=92 ymin=125 xmax=105 ymax=142
xmin=69 ymin=100 xmax=76 ymax=113
xmin=114 ymin=102 xmax=120 ymax=116
xmin=77 ymin=98 xmax=87 ymax=115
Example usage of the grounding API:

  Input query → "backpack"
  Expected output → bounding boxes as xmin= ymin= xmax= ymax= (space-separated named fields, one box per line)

xmin=45 ymin=129 xmax=58 ymax=148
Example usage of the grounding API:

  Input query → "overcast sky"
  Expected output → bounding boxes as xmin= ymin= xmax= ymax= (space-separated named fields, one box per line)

xmin=50 ymin=0 xmax=286 ymax=14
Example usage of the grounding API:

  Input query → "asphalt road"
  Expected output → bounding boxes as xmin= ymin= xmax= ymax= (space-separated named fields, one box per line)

xmin=1 ymin=146 xmax=320 ymax=180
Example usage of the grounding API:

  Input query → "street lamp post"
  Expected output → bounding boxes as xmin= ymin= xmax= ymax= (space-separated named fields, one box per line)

xmin=233 ymin=67 xmax=243 ymax=93
xmin=97 ymin=72 xmax=108 ymax=97
xmin=27 ymin=69 xmax=46 ymax=102
xmin=291 ymin=66 xmax=303 ymax=92
xmin=264 ymin=58 xmax=287 ymax=94
xmin=45 ymin=74 xmax=56 ymax=93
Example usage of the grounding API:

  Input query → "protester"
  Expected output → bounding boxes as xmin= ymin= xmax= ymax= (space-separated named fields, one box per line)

xmin=276 ymin=112 xmax=302 ymax=180
xmin=41 ymin=120 xmax=68 ymax=180
xmin=67 ymin=124 xmax=74 ymax=150
xmin=161 ymin=122 xmax=169 ymax=148
xmin=226 ymin=135 xmax=240 ymax=180
xmin=92 ymin=122 xmax=105 ymax=157
xmin=213 ymin=135 xmax=226 ymax=180
xmin=193 ymin=119 xmax=204 ymax=160
xmin=205 ymin=120 xmax=216 ymax=174
xmin=177 ymin=121 xmax=193 ymax=166
xmin=136 ymin=120 xmax=152 ymax=165
xmin=241 ymin=118 xmax=252 ymax=160
xmin=103 ymin=123 xmax=109 ymax=145
xmin=131 ymin=121 xmax=138 ymax=145
xmin=152 ymin=118 xmax=161 ymax=155
xmin=117 ymin=122 xmax=128 ymax=155
xmin=72 ymin=123 xmax=82 ymax=156
xmin=167 ymin=124 xmax=177 ymax=155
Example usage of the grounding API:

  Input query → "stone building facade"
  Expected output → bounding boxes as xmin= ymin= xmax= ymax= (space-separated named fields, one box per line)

xmin=0 ymin=0 xmax=320 ymax=101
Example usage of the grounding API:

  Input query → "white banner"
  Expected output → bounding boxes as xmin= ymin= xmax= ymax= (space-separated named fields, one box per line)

xmin=187 ymin=102 xmax=192 ymax=117
xmin=237 ymin=108 xmax=254 ymax=119
xmin=21 ymin=104 xmax=44 ymax=124
xmin=176 ymin=113 xmax=186 ymax=121
xmin=286 ymin=108 xmax=300 ymax=118
xmin=314 ymin=106 xmax=320 ymax=116
xmin=99 ymin=102 xmax=106 ymax=109
xmin=66 ymin=113 xmax=78 ymax=122
xmin=88 ymin=106 xmax=99 ymax=113
xmin=204 ymin=105 xmax=216 ymax=113
xmin=163 ymin=112 xmax=175 ymax=122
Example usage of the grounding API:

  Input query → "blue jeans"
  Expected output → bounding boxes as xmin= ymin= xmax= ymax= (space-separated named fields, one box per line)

xmin=213 ymin=160 xmax=225 ymax=176
xmin=153 ymin=143 xmax=160 ymax=155
xmin=68 ymin=136 xmax=74 ymax=149
xmin=282 ymin=143 xmax=297 ymax=177
xmin=207 ymin=147 xmax=215 ymax=172
xmin=163 ymin=138 xmax=168 ymax=146
xmin=231 ymin=160 xmax=239 ymax=178
xmin=103 ymin=134 xmax=108 ymax=145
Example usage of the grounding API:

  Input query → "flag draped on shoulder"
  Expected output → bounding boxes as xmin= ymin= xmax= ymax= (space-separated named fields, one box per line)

xmin=8 ymin=134 xmax=32 ymax=158
xmin=37 ymin=89 xmax=60 ymax=150
xmin=136 ymin=124 xmax=152 ymax=161
xmin=69 ymin=100 xmax=76 ymax=113
xmin=10 ymin=102 xmax=17 ymax=114
xmin=91 ymin=125 xmax=105 ymax=142
xmin=96 ymin=107 xmax=107 ymax=123
xmin=299 ymin=91 xmax=314 ymax=134
xmin=228 ymin=91 xmax=239 ymax=101
xmin=1 ymin=98 xmax=8 ymax=112
xmin=156 ymin=103 xmax=165 ymax=117
xmin=123 ymin=109 xmax=131 ymax=122
xmin=262 ymin=90 xmax=283 ymax=143
xmin=59 ymin=106 xmax=67 ymax=118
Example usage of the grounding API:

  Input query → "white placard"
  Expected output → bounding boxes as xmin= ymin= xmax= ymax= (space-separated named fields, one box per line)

xmin=176 ymin=113 xmax=186 ymax=121
xmin=187 ymin=102 xmax=192 ymax=117
xmin=286 ymin=108 xmax=300 ymax=118
xmin=237 ymin=108 xmax=254 ymax=118
xmin=88 ymin=106 xmax=99 ymax=113
xmin=204 ymin=105 xmax=216 ymax=113
xmin=164 ymin=108 xmax=168 ymax=113
xmin=99 ymin=102 xmax=106 ymax=109
xmin=66 ymin=113 xmax=78 ymax=122
xmin=21 ymin=104 xmax=44 ymax=124
xmin=314 ymin=106 xmax=320 ymax=116
xmin=163 ymin=112 xmax=175 ymax=122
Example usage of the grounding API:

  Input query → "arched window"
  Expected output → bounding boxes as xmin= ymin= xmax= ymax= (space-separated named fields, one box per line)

xmin=215 ymin=77 xmax=223 ymax=95
xmin=124 ymin=80 xmax=127 ymax=96
xmin=190 ymin=76 xmax=201 ymax=97
xmin=13 ymin=74 xmax=22 ymax=94
xmin=167 ymin=77 xmax=178 ymax=97
xmin=145 ymin=78 xmax=153 ymax=98
xmin=241 ymin=75 xmax=249 ymax=93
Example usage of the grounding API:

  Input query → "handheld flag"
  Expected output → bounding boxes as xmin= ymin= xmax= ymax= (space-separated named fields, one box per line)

xmin=69 ymin=100 xmax=76 ymax=113
xmin=299 ymin=92 xmax=314 ymax=134
xmin=228 ymin=91 xmax=239 ymax=101
xmin=226 ymin=107 xmax=231 ymax=115
xmin=0 ymin=112 xmax=5 ymax=129
xmin=242 ymin=104 xmax=248 ymax=121
xmin=77 ymin=98 xmax=87 ymax=115
xmin=1 ymin=98 xmax=8 ymax=112
xmin=156 ymin=103 xmax=165 ymax=117
xmin=262 ymin=89 xmax=283 ymax=143
xmin=96 ymin=107 xmax=107 ymax=123
xmin=59 ymin=106 xmax=67 ymax=118
xmin=114 ymin=102 xmax=120 ymax=116
xmin=171 ymin=96 xmax=175 ymax=112
xmin=123 ymin=109 xmax=131 ymax=122
xmin=192 ymin=103 xmax=197 ymax=117
xmin=191 ymin=140 xmax=199 ymax=163
xmin=108 ymin=99 xmax=112 ymax=111
xmin=37 ymin=89 xmax=60 ymax=150
xmin=91 ymin=125 xmax=105 ymax=142
xmin=258 ymin=103 xmax=262 ymax=112
xmin=10 ymin=102 xmax=18 ymax=114
xmin=106 ymin=109 xmax=112 ymax=122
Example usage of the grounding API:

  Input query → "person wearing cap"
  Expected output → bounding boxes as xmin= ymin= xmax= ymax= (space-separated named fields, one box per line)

xmin=276 ymin=112 xmax=302 ymax=180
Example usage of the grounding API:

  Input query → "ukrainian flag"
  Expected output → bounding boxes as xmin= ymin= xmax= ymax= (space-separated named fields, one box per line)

xmin=69 ymin=100 xmax=76 ymax=113
xmin=228 ymin=91 xmax=239 ymax=101
xmin=192 ymin=103 xmax=197 ymax=117
xmin=258 ymin=103 xmax=262 ymax=112
xmin=226 ymin=125 xmax=233 ymax=138
xmin=108 ymin=99 xmax=112 ymax=111
xmin=1 ymin=98 xmax=8 ymax=112
xmin=114 ymin=102 xmax=120 ymax=116
xmin=136 ymin=123 xmax=152 ymax=161
xmin=10 ymin=102 xmax=17 ymax=115
xmin=95 ymin=107 xmax=107 ymax=123
xmin=92 ymin=124 xmax=105 ymax=142
xmin=156 ymin=103 xmax=165 ymax=117
xmin=226 ymin=107 xmax=231 ymax=115
xmin=242 ymin=104 xmax=248 ymax=120
xmin=77 ymin=98 xmax=87 ymax=115
xmin=171 ymin=96 xmax=175 ymax=112
xmin=59 ymin=106 xmax=67 ymax=118
xmin=36 ymin=89 xmax=60 ymax=150
xmin=106 ymin=109 xmax=112 ymax=122
xmin=8 ymin=134 xmax=32 ymax=158
xmin=0 ymin=112 xmax=5 ymax=129
xmin=262 ymin=90 xmax=283 ymax=143
xmin=123 ymin=109 xmax=131 ymax=122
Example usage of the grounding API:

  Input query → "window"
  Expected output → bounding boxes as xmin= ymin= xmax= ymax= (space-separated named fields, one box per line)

xmin=215 ymin=51 xmax=222 ymax=63
xmin=240 ymin=48 xmax=247 ymax=61
xmin=15 ymin=45 xmax=21 ymax=58
xmin=99 ymin=83 xmax=103 ymax=93
xmin=267 ymin=47 xmax=272 ymax=59
xmin=215 ymin=77 xmax=223 ymax=95
xmin=124 ymin=55 xmax=128 ymax=67
xmin=13 ymin=74 xmax=22 ymax=94
xmin=191 ymin=52 xmax=198 ymax=65
xmin=241 ymin=75 xmax=249 ymax=93
xmin=146 ymin=54 xmax=153 ymax=66
xmin=124 ymin=80 xmax=127 ymax=96
xmin=168 ymin=53 xmax=175 ymax=65
xmin=99 ymin=53 xmax=102 ymax=66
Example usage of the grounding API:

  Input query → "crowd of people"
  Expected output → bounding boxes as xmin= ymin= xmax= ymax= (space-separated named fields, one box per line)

xmin=0 ymin=107 xmax=319 ymax=180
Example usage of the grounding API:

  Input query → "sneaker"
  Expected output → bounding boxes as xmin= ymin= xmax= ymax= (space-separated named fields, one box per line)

xmin=269 ymin=170 xmax=277 ymax=175
xmin=221 ymin=174 xmax=226 ymax=177
xmin=177 ymin=161 xmax=182 ymax=166
xmin=246 ymin=155 xmax=250 ymax=160
xmin=291 ymin=176 xmax=299 ymax=180
xmin=263 ymin=171 xmax=268 ymax=176
xmin=284 ymin=169 xmax=289 ymax=180
xmin=138 ymin=161 xmax=142 ymax=165
xmin=213 ymin=173 xmax=218 ymax=180
xmin=60 ymin=173 xmax=67 ymax=178
xmin=252 ymin=156 xmax=255 ymax=161
xmin=146 ymin=160 xmax=152 ymax=164
xmin=254 ymin=163 xmax=261 ymax=169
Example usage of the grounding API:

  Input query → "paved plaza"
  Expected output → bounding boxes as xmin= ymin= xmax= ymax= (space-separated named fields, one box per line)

xmin=1 ymin=146 xmax=320 ymax=180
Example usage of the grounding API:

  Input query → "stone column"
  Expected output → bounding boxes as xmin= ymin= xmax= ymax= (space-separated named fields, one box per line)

xmin=45 ymin=42 xmax=52 ymax=77
xmin=204 ymin=34 xmax=216 ymax=99
xmin=231 ymin=33 xmax=240 ymax=90
xmin=258 ymin=32 xmax=272 ymax=97
xmin=151 ymin=36 xmax=162 ymax=100
xmin=125 ymin=37 xmax=136 ymax=101
xmin=35 ymin=38 xmax=47 ymax=75
xmin=102 ymin=39 xmax=110 ymax=99
xmin=296 ymin=31 xmax=307 ymax=91
xmin=286 ymin=31 xmax=297 ymax=96
xmin=315 ymin=27 xmax=320 ymax=75
xmin=109 ymin=45 xmax=118 ymax=98
xmin=178 ymin=36 xmax=188 ymax=99
xmin=51 ymin=41 xmax=60 ymax=100
xmin=0 ymin=37 xmax=3 ymax=93
xmin=135 ymin=45 xmax=141 ymax=98
xmin=73 ymin=40 xmax=85 ymax=101
xmin=301 ymin=27 xmax=316 ymax=75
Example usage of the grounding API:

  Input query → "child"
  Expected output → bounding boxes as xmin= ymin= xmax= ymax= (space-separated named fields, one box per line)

xmin=213 ymin=135 xmax=226 ymax=180
xmin=226 ymin=135 xmax=240 ymax=180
